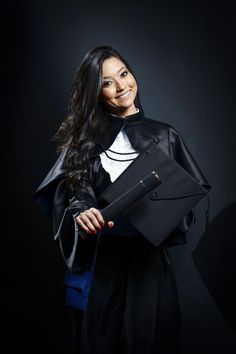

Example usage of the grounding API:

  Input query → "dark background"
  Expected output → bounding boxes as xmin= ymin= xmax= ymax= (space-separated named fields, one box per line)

xmin=3 ymin=0 xmax=236 ymax=353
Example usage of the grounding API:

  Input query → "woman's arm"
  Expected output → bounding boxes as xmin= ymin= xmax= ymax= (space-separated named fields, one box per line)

xmin=168 ymin=125 xmax=211 ymax=238
xmin=34 ymin=152 xmax=113 ymax=269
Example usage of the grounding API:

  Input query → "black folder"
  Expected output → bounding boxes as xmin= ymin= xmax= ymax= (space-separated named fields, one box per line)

xmin=101 ymin=138 xmax=208 ymax=247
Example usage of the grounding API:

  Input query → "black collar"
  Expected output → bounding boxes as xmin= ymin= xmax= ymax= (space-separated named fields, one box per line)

xmin=107 ymin=109 xmax=144 ymax=124
xmin=89 ymin=110 xmax=147 ymax=157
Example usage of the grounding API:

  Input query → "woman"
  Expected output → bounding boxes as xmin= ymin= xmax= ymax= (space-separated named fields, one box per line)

xmin=35 ymin=45 xmax=210 ymax=354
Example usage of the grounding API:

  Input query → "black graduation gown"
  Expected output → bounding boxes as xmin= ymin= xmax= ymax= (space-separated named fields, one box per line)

xmin=34 ymin=110 xmax=211 ymax=354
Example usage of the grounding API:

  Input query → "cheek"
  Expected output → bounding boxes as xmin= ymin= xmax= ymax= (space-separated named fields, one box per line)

xmin=101 ymin=88 xmax=115 ymax=100
xmin=128 ymin=76 xmax=137 ymax=89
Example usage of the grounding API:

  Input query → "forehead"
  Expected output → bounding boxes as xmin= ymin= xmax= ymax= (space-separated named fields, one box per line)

xmin=102 ymin=57 xmax=126 ymax=76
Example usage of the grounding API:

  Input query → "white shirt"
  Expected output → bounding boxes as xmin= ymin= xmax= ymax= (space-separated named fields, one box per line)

xmin=100 ymin=129 xmax=139 ymax=182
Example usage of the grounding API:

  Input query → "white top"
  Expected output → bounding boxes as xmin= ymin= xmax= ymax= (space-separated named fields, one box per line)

xmin=100 ymin=129 xmax=139 ymax=182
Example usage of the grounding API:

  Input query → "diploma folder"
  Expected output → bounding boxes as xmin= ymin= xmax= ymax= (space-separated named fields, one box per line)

xmin=101 ymin=138 xmax=208 ymax=247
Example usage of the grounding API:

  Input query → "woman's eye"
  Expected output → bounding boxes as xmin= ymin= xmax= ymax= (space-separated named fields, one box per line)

xmin=121 ymin=70 xmax=128 ymax=77
xmin=103 ymin=81 xmax=112 ymax=87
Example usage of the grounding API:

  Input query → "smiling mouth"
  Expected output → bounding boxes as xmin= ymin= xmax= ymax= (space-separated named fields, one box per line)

xmin=116 ymin=90 xmax=131 ymax=99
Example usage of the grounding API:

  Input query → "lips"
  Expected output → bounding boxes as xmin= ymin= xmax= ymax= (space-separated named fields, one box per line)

xmin=116 ymin=90 xmax=131 ymax=99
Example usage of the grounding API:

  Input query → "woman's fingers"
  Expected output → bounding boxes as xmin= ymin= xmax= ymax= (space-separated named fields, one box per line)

xmin=76 ymin=214 xmax=93 ymax=234
xmin=107 ymin=221 xmax=114 ymax=228
xmin=89 ymin=208 xmax=105 ymax=227
xmin=76 ymin=208 xmax=115 ymax=236
xmin=76 ymin=208 xmax=105 ymax=234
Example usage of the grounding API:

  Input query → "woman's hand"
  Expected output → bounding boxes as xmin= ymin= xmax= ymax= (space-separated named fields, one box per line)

xmin=76 ymin=207 xmax=114 ymax=237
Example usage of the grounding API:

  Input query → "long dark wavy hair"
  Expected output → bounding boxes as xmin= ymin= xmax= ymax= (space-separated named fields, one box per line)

xmin=54 ymin=45 xmax=143 ymax=191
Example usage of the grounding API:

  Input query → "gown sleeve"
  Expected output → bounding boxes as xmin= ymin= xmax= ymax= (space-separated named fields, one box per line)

xmin=168 ymin=125 xmax=211 ymax=235
xmin=34 ymin=149 xmax=98 ymax=270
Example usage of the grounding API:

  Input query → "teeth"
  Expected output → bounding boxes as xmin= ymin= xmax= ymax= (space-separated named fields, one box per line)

xmin=118 ymin=91 xmax=130 ymax=99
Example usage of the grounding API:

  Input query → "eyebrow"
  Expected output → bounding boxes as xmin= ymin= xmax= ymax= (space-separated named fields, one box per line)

xmin=103 ymin=66 xmax=126 ymax=80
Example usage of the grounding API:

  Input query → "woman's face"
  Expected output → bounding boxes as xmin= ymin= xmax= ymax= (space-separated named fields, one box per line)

xmin=101 ymin=57 xmax=138 ymax=117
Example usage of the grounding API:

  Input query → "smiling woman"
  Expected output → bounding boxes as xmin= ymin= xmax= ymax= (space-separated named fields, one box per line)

xmin=101 ymin=57 xmax=138 ymax=116
xmin=34 ymin=45 xmax=211 ymax=354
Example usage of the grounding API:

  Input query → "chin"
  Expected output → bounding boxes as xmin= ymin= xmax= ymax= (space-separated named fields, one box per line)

xmin=117 ymin=99 xmax=135 ymax=108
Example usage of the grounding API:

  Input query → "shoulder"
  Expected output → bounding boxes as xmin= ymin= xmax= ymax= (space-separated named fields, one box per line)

xmin=142 ymin=115 xmax=179 ymax=137
xmin=143 ymin=115 xmax=174 ymax=128
xmin=140 ymin=115 xmax=187 ymax=156
xmin=34 ymin=148 xmax=67 ymax=196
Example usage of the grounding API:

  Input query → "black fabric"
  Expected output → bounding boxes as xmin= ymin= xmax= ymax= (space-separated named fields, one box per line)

xmin=101 ymin=138 xmax=208 ymax=247
xmin=101 ymin=170 xmax=162 ymax=221
xmin=192 ymin=201 xmax=236 ymax=332
xmin=78 ymin=170 xmax=161 ymax=240
xmin=34 ymin=109 xmax=211 ymax=354
xmin=64 ymin=236 xmax=181 ymax=354
xmin=34 ymin=110 xmax=211 ymax=260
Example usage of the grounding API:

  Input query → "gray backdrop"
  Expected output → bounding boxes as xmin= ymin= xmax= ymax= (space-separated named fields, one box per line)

xmin=3 ymin=0 xmax=236 ymax=353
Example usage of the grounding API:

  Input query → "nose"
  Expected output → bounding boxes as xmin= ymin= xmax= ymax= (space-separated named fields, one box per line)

xmin=115 ymin=79 xmax=125 ymax=91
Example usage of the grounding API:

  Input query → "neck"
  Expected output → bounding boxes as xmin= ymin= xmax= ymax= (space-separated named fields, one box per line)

xmin=108 ymin=106 xmax=139 ymax=118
